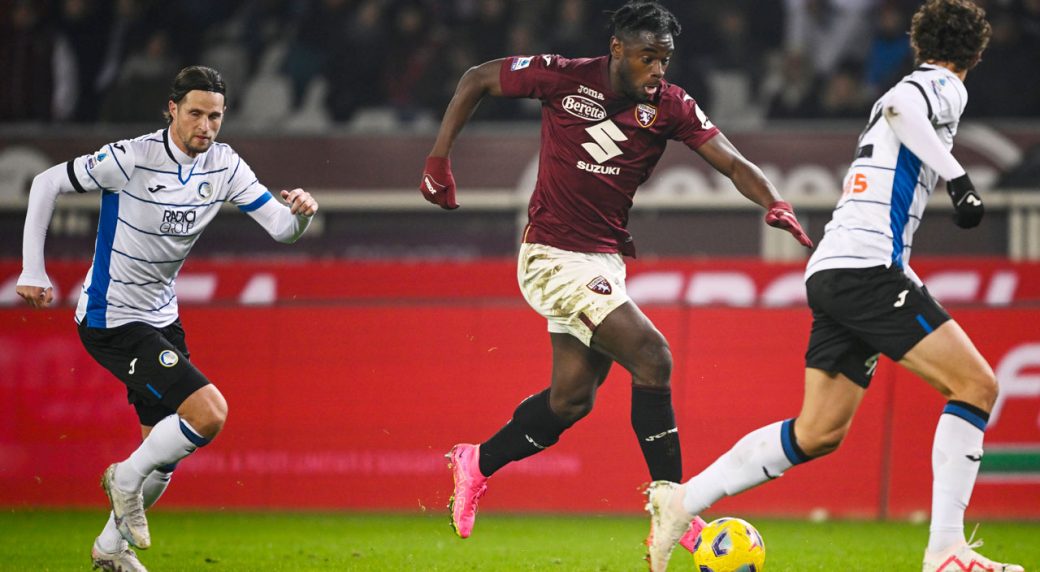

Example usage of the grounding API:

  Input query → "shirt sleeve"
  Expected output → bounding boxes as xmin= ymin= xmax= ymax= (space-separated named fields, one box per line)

xmin=243 ymin=198 xmax=313 ymax=244
xmin=225 ymin=153 xmax=275 ymax=212
xmin=670 ymin=89 xmax=721 ymax=151
xmin=224 ymin=153 xmax=312 ymax=243
xmin=499 ymin=54 xmax=563 ymax=100
xmin=19 ymin=163 xmax=78 ymax=288
xmin=67 ymin=139 xmax=136 ymax=193
xmin=883 ymin=82 xmax=965 ymax=181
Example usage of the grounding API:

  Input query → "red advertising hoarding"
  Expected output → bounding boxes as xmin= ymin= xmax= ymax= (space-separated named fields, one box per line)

xmin=2 ymin=259 xmax=1038 ymax=518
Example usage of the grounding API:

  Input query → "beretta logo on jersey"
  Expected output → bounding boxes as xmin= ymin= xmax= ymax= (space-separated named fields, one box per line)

xmin=197 ymin=181 xmax=212 ymax=199
xmin=635 ymin=103 xmax=658 ymax=128
xmin=562 ymin=95 xmax=607 ymax=121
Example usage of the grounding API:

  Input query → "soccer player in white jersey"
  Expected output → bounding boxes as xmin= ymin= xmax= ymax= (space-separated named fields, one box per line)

xmin=644 ymin=2 xmax=1025 ymax=571
xmin=16 ymin=66 xmax=318 ymax=572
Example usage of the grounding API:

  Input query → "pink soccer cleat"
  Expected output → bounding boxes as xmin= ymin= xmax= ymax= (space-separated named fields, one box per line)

xmin=446 ymin=443 xmax=488 ymax=539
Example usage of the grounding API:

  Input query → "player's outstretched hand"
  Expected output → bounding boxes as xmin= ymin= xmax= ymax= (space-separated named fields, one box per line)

xmin=281 ymin=188 xmax=318 ymax=216
xmin=16 ymin=284 xmax=54 ymax=309
xmin=765 ymin=201 xmax=813 ymax=248
xmin=420 ymin=156 xmax=459 ymax=210
xmin=946 ymin=174 xmax=983 ymax=229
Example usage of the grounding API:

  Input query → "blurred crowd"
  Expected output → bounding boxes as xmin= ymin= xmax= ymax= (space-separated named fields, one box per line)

xmin=2 ymin=0 xmax=1039 ymax=129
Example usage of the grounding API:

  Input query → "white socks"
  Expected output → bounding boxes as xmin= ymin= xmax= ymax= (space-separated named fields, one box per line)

xmin=113 ymin=415 xmax=205 ymax=492
xmin=927 ymin=401 xmax=988 ymax=554
xmin=682 ymin=419 xmax=809 ymax=515
xmin=97 ymin=469 xmax=174 ymax=552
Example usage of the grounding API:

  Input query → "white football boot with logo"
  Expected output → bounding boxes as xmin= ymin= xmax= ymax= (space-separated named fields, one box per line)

xmin=101 ymin=464 xmax=151 ymax=549
xmin=91 ymin=537 xmax=148 ymax=572
xmin=923 ymin=537 xmax=1024 ymax=572
xmin=645 ymin=481 xmax=702 ymax=572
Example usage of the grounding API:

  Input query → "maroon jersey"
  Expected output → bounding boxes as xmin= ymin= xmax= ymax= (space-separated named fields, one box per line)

xmin=499 ymin=54 xmax=719 ymax=256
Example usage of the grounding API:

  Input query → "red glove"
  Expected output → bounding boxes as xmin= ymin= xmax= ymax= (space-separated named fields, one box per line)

xmin=420 ymin=156 xmax=459 ymax=210
xmin=765 ymin=200 xmax=813 ymax=248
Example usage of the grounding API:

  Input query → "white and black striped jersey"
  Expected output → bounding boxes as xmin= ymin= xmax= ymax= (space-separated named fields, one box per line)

xmin=806 ymin=64 xmax=968 ymax=284
xmin=59 ymin=128 xmax=304 ymax=328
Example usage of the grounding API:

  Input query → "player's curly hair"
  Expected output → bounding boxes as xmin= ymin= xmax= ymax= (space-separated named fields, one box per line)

xmin=164 ymin=66 xmax=226 ymax=123
xmin=910 ymin=0 xmax=991 ymax=71
xmin=608 ymin=0 xmax=681 ymax=41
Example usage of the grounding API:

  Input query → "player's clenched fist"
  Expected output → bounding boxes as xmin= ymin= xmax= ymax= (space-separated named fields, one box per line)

xmin=16 ymin=284 xmax=54 ymax=309
xmin=765 ymin=200 xmax=813 ymax=248
xmin=420 ymin=156 xmax=459 ymax=210
xmin=280 ymin=188 xmax=318 ymax=216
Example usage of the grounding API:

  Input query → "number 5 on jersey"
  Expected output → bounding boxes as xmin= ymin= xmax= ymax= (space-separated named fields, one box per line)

xmin=582 ymin=120 xmax=628 ymax=163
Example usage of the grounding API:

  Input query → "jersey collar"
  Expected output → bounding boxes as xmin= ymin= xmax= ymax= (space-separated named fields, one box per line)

xmin=916 ymin=63 xmax=965 ymax=89
xmin=162 ymin=127 xmax=206 ymax=166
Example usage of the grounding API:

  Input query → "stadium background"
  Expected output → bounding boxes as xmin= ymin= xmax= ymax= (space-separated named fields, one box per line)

xmin=1 ymin=0 xmax=1039 ymax=523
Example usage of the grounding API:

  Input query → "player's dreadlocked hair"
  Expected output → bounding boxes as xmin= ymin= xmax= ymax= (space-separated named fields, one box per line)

xmin=164 ymin=66 xmax=226 ymax=123
xmin=910 ymin=0 xmax=991 ymax=71
xmin=608 ymin=1 xmax=681 ymax=41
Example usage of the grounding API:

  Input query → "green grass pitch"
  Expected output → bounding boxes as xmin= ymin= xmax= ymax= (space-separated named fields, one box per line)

xmin=1 ymin=510 xmax=1037 ymax=571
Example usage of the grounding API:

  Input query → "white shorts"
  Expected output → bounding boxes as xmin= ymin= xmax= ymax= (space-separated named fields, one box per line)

xmin=517 ymin=242 xmax=630 ymax=346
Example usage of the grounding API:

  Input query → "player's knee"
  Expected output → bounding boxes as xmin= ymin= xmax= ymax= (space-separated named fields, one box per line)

xmin=549 ymin=392 xmax=594 ymax=424
xmin=190 ymin=392 xmax=228 ymax=440
xmin=963 ymin=369 xmax=999 ymax=412
xmin=799 ymin=426 xmax=848 ymax=458
xmin=633 ymin=341 xmax=672 ymax=389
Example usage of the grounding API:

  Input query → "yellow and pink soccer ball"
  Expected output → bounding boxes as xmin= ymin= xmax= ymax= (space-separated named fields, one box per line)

xmin=692 ymin=517 xmax=766 ymax=572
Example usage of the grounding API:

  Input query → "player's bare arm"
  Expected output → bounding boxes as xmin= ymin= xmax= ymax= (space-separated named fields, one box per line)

xmin=695 ymin=134 xmax=813 ymax=248
xmin=695 ymin=134 xmax=778 ymax=208
xmin=429 ymin=59 xmax=505 ymax=158
xmin=420 ymin=59 xmax=507 ymax=210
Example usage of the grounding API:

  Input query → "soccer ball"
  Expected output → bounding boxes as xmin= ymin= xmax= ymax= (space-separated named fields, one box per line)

xmin=692 ymin=517 xmax=766 ymax=572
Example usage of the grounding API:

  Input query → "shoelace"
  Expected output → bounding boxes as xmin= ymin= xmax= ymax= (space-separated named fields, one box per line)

xmin=966 ymin=522 xmax=985 ymax=552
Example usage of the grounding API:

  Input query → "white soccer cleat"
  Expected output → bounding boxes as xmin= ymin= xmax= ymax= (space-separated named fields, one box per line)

xmin=91 ymin=537 xmax=148 ymax=572
xmin=645 ymin=480 xmax=696 ymax=572
xmin=923 ymin=538 xmax=1024 ymax=572
xmin=101 ymin=464 xmax=151 ymax=550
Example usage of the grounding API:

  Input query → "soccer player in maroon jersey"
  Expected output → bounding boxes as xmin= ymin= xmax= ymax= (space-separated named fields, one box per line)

xmin=419 ymin=0 xmax=812 ymax=550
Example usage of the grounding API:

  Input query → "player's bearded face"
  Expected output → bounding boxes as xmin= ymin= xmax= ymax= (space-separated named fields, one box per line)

xmin=170 ymin=90 xmax=225 ymax=157
xmin=614 ymin=32 xmax=673 ymax=102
